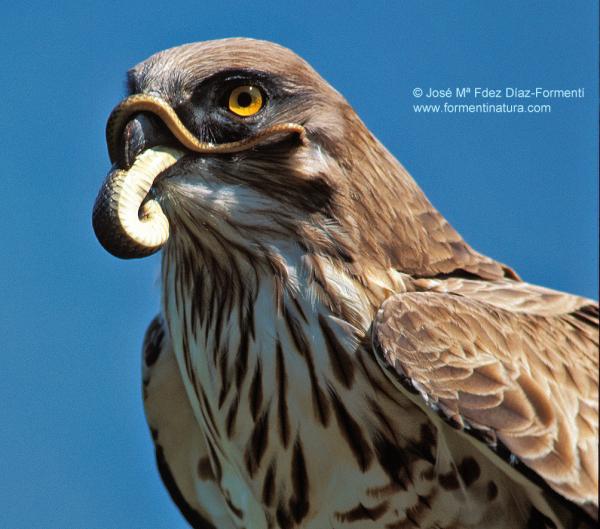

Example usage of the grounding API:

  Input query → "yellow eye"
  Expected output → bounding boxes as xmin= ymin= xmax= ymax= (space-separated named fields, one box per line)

xmin=228 ymin=85 xmax=263 ymax=116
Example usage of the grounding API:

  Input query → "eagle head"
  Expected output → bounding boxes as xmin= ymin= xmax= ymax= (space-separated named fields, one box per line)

xmin=93 ymin=37 xmax=507 ymax=281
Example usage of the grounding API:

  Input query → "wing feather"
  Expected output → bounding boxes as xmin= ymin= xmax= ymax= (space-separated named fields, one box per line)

xmin=373 ymin=278 xmax=598 ymax=515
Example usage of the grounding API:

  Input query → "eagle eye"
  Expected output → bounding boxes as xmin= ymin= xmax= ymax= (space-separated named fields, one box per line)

xmin=228 ymin=85 xmax=263 ymax=116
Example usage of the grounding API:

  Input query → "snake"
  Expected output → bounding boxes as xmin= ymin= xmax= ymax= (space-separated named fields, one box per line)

xmin=92 ymin=94 xmax=306 ymax=259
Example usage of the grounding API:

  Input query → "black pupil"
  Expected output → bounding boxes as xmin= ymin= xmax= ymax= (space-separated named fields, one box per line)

xmin=237 ymin=91 xmax=253 ymax=107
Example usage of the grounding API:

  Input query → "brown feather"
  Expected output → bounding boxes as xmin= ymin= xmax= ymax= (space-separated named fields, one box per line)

xmin=374 ymin=278 xmax=598 ymax=511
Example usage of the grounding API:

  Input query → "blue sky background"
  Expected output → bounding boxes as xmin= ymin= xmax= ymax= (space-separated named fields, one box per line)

xmin=1 ymin=2 xmax=597 ymax=528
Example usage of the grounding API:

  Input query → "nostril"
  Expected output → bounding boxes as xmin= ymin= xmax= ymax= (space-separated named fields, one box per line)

xmin=117 ymin=112 xmax=178 ymax=170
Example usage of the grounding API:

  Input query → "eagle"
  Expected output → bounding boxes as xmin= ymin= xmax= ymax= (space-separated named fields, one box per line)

xmin=92 ymin=38 xmax=598 ymax=529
